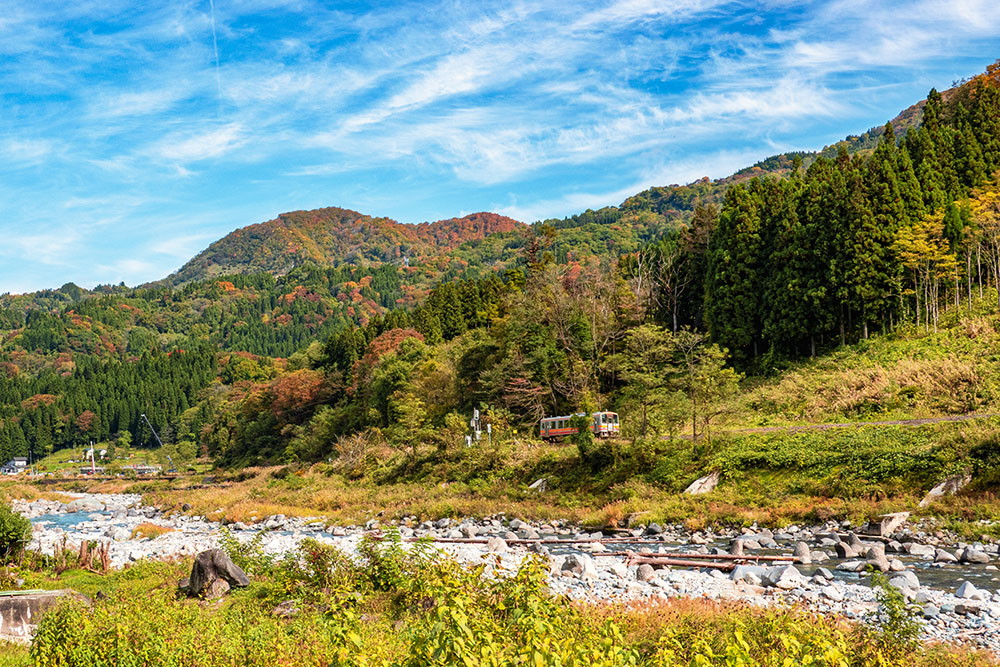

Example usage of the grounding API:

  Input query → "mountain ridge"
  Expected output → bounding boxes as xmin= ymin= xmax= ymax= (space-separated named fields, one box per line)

xmin=162 ymin=208 xmax=524 ymax=287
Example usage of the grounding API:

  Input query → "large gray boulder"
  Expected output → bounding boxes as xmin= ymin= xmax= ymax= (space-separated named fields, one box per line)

xmin=959 ymin=547 xmax=991 ymax=564
xmin=761 ymin=565 xmax=802 ymax=589
xmin=561 ymin=554 xmax=598 ymax=579
xmin=863 ymin=512 xmax=909 ymax=537
xmin=185 ymin=549 xmax=251 ymax=599
xmin=919 ymin=474 xmax=971 ymax=508
xmin=684 ymin=471 xmax=720 ymax=495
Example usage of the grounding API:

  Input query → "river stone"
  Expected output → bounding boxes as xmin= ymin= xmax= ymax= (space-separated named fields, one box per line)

xmin=486 ymin=537 xmax=507 ymax=553
xmin=959 ymin=547 xmax=990 ymax=564
xmin=187 ymin=549 xmax=251 ymax=598
xmin=955 ymin=581 xmax=980 ymax=599
xmin=865 ymin=547 xmax=891 ymax=573
xmin=636 ymin=564 xmax=656 ymax=582
xmin=729 ymin=540 xmax=744 ymax=557
xmin=836 ymin=560 xmax=866 ymax=572
xmin=561 ymin=554 xmax=598 ymax=580
xmin=762 ymin=565 xmax=802 ymax=589
xmin=835 ymin=543 xmax=857 ymax=559
xmin=934 ymin=549 xmax=959 ymax=563
xmin=67 ymin=498 xmax=104 ymax=512
xmin=821 ymin=585 xmax=844 ymax=601
xmin=906 ymin=543 xmax=936 ymax=558
xmin=793 ymin=542 xmax=811 ymax=564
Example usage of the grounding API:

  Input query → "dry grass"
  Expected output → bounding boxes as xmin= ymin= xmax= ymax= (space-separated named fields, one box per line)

xmin=130 ymin=522 xmax=175 ymax=540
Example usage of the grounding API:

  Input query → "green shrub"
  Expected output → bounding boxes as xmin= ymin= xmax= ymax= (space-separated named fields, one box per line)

xmin=218 ymin=526 xmax=275 ymax=577
xmin=0 ymin=503 xmax=31 ymax=564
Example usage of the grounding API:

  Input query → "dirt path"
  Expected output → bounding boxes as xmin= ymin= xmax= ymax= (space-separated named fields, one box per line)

xmin=721 ymin=411 xmax=1000 ymax=436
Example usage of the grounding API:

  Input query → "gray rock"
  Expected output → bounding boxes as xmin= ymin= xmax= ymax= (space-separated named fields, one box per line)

xmin=186 ymin=549 xmax=251 ymax=598
xmin=836 ymin=560 xmax=866 ymax=572
xmin=821 ymin=585 xmax=844 ymax=601
xmin=486 ymin=537 xmax=507 ymax=553
xmin=460 ymin=523 xmax=478 ymax=538
xmin=919 ymin=474 xmax=971 ymax=508
xmin=646 ymin=523 xmax=664 ymax=536
xmin=730 ymin=565 xmax=767 ymax=583
xmin=835 ymin=543 xmax=857 ymax=559
xmin=864 ymin=512 xmax=909 ymax=537
xmin=729 ymin=540 xmax=745 ymax=557
xmin=955 ymin=581 xmax=979 ymax=599
xmin=793 ymin=541 xmax=811 ymax=564
xmin=813 ymin=567 xmax=834 ymax=580
xmin=906 ymin=543 xmax=936 ymax=558
xmin=865 ymin=547 xmax=891 ymax=573
xmin=561 ymin=554 xmax=598 ymax=580
xmin=959 ymin=547 xmax=990 ymax=564
xmin=684 ymin=471 xmax=720 ymax=495
xmin=891 ymin=570 xmax=920 ymax=589
xmin=955 ymin=603 xmax=983 ymax=616
xmin=922 ymin=604 xmax=940 ymax=619
xmin=934 ymin=548 xmax=958 ymax=563
xmin=762 ymin=565 xmax=802 ymax=589
xmin=636 ymin=564 xmax=656 ymax=582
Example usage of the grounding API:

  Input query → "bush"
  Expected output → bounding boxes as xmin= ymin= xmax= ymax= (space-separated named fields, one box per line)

xmin=0 ymin=503 xmax=31 ymax=564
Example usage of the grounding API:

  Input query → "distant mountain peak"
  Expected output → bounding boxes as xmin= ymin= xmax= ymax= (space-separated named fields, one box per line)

xmin=164 ymin=208 xmax=523 ymax=285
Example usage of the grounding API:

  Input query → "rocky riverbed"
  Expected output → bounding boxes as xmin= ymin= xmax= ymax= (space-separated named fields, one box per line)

xmin=13 ymin=493 xmax=1000 ymax=653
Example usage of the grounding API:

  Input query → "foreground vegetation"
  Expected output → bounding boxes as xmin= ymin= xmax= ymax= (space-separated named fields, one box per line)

xmin=8 ymin=533 xmax=994 ymax=667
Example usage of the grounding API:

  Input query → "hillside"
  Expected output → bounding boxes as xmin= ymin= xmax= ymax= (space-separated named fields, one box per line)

xmin=164 ymin=208 xmax=523 ymax=286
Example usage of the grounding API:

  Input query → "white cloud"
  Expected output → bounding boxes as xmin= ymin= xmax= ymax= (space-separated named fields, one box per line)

xmin=0 ymin=138 xmax=55 ymax=164
xmin=155 ymin=123 xmax=245 ymax=162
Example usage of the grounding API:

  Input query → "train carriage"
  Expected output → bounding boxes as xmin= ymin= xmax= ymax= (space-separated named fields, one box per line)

xmin=539 ymin=411 xmax=619 ymax=442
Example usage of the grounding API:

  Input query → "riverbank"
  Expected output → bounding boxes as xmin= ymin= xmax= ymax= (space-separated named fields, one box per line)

xmin=12 ymin=492 xmax=1000 ymax=655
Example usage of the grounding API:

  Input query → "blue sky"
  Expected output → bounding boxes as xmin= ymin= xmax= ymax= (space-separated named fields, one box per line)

xmin=1 ymin=0 xmax=998 ymax=293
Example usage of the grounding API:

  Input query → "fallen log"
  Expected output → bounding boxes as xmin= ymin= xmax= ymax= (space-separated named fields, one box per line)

xmin=625 ymin=556 xmax=737 ymax=571
xmin=593 ymin=551 xmax=794 ymax=562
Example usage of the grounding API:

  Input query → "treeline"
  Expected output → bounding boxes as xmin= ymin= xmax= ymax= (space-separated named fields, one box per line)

xmin=0 ymin=345 xmax=217 ymax=463
xmin=638 ymin=83 xmax=1000 ymax=360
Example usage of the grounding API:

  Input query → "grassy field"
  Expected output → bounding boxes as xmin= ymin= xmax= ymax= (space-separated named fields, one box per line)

xmin=7 ymin=535 xmax=996 ymax=667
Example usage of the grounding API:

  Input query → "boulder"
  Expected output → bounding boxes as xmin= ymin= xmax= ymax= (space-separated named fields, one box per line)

xmin=486 ymin=537 xmax=507 ymax=553
xmin=636 ymin=564 xmax=656 ymax=583
xmin=934 ymin=549 xmax=958 ymax=563
xmin=761 ymin=565 xmax=802 ymax=589
xmin=561 ymin=554 xmax=598 ymax=580
xmin=527 ymin=478 xmax=548 ymax=493
xmin=865 ymin=547 xmax=891 ymax=573
xmin=955 ymin=580 xmax=979 ymax=599
xmin=863 ymin=512 xmax=910 ymax=538
xmin=793 ymin=541 xmax=811 ymax=564
xmin=835 ymin=543 xmax=857 ymax=559
xmin=959 ymin=547 xmax=990 ymax=564
xmin=905 ymin=543 xmax=936 ymax=558
xmin=919 ymin=474 xmax=971 ymax=508
xmin=684 ymin=471 xmax=720 ymax=495
xmin=821 ymin=585 xmax=844 ymax=601
xmin=730 ymin=565 xmax=767 ymax=583
xmin=66 ymin=498 xmax=104 ymax=513
xmin=186 ymin=549 xmax=251 ymax=598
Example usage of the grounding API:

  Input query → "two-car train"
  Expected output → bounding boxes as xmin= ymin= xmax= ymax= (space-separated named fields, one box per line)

xmin=539 ymin=411 xmax=620 ymax=441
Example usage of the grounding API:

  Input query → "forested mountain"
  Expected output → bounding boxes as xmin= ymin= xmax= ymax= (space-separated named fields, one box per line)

xmin=1 ymin=61 xmax=998 ymax=467
xmin=164 ymin=209 xmax=523 ymax=286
